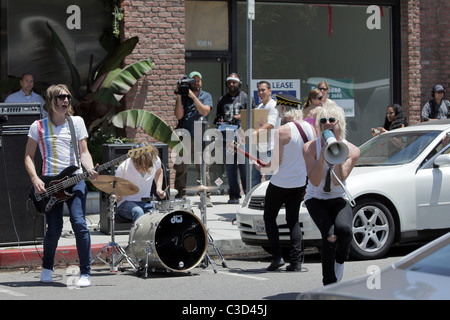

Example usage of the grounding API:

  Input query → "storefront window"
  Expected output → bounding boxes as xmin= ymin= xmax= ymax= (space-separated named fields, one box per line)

xmin=185 ymin=1 xmax=229 ymax=51
xmin=237 ymin=3 xmax=393 ymax=145
xmin=4 ymin=0 xmax=109 ymax=91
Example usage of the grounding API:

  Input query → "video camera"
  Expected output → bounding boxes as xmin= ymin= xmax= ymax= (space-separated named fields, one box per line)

xmin=176 ymin=75 xmax=196 ymax=96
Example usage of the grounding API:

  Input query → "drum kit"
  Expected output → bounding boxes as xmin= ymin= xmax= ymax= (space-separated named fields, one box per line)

xmin=91 ymin=174 xmax=226 ymax=277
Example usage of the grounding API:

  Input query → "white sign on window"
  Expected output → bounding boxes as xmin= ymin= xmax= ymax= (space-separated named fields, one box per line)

xmin=251 ymin=79 xmax=301 ymax=105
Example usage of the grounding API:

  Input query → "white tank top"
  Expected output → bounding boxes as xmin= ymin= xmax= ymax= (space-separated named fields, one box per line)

xmin=270 ymin=121 xmax=314 ymax=188
xmin=304 ymin=138 xmax=347 ymax=200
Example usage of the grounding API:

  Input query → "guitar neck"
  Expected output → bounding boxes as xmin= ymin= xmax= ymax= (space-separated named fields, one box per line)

xmin=62 ymin=153 xmax=130 ymax=188
xmin=226 ymin=141 xmax=267 ymax=167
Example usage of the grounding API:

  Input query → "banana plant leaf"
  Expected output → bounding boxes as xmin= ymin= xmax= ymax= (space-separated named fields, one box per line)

xmin=46 ymin=22 xmax=81 ymax=98
xmin=112 ymin=109 xmax=183 ymax=151
xmin=95 ymin=58 xmax=154 ymax=103
xmin=95 ymin=37 xmax=139 ymax=78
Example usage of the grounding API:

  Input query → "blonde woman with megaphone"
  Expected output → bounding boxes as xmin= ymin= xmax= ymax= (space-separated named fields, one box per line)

xmin=303 ymin=103 xmax=360 ymax=286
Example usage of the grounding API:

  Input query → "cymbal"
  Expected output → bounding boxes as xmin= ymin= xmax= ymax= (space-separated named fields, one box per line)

xmin=184 ymin=184 xmax=218 ymax=192
xmin=92 ymin=175 xmax=139 ymax=196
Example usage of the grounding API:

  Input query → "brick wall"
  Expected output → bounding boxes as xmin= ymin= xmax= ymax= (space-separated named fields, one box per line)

xmin=419 ymin=0 xmax=450 ymax=108
xmin=121 ymin=0 xmax=184 ymax=128
xmin=121 ymin=0 xmax=186 ymax=185
xmin=402 ymin=0 xmax=450 ymax=123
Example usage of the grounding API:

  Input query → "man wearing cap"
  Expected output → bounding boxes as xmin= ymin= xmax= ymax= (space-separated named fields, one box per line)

xmin=174 ymin=71 xmax=214 ymax=206
xmin=255 ymin=93 xmax=315 ymax=271
xmin=215 ymin=73 xmax=255 ymax=204
xmin=421 ymin=84 xmax=450 ymax=121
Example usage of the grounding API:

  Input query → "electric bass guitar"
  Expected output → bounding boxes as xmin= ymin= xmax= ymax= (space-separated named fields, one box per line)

xmin=30 ymin=146 xmax=149 ymax=215
xmin=226 ymin=141 xmax=267 ymax=167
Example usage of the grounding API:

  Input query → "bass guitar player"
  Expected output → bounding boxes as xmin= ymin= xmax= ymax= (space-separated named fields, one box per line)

xmin=24 ymin=84 xmax=98 ymax=287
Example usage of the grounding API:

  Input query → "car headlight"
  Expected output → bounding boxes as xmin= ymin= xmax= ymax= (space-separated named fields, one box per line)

xmin=242 ymin=184 xmax=260 ymax=207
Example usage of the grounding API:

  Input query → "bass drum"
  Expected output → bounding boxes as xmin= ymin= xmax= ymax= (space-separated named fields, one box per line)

xmin=128 ymin=210 xmax=207 ymax=272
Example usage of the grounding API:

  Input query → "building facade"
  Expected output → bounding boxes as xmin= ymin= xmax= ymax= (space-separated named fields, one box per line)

xmin=1 ymin=0 xmax=449 ymax=188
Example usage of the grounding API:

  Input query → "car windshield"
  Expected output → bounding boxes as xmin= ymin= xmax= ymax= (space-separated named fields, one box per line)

xmin=402 ymin=238 xmax=450 ymax=277
xmin=355 ymin=130 xmax=441 ymax=166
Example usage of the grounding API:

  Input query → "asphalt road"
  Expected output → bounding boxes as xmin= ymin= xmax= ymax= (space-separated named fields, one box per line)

xmin=0 ymin=245 xmax=419 ymax=302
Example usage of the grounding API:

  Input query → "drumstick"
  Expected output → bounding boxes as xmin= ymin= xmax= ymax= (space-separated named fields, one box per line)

xmin=163 ymin=185 xmax=169 ymax=200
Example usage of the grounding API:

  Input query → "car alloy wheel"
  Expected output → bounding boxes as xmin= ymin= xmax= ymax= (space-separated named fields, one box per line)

xmin=350 ymin=198 xmax=395 ymax=260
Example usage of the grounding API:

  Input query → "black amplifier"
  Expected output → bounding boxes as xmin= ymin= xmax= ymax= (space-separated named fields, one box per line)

xmin=0 ymin=102 xmax=42 ymax=128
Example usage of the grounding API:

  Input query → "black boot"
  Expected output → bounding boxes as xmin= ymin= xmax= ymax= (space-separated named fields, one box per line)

xmin=267 ymin=257 xmax=285 ymax=271
xmin=286 ymin=261 xmax=302 ymax=271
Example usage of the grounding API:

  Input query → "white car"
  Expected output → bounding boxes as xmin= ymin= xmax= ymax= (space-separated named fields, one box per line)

xmin=299 ymin=232 xmax=450 ymax=300
xmin=236 ymin=120 xmax=450 ymax=259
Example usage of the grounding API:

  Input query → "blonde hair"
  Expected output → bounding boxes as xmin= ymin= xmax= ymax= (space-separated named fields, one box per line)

xmin=283 ymin=108 xmax=303 ymax=121
xmin=315 ymin=103 xmax=347 ymax=140
xmin=131 ymin=142 xmax=159 ymax=173
xmin=45 ymin=84 xmax=74 ymax=119
xmin=317 ymin=81 xmax=330 ymax=90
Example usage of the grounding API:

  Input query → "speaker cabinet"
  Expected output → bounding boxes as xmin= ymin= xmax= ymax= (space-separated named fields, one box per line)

xmin=0 ymin=102 xmax=42 ymax=126
xmin=0 ymin=122 xmax=44 ymax=246
xmin=99 ymin=143 xmax=170 ymax=234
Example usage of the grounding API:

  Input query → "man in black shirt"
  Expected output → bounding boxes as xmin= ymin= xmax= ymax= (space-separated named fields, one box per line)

xmin=421 ymin=84 xmax=450 ymax=121
xmin=216 ymin=73 xmax=254 ymax=204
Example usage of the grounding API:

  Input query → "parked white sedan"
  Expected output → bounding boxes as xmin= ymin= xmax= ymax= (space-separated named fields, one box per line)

xmin=236 ymin=120 xmax=450 ymax=259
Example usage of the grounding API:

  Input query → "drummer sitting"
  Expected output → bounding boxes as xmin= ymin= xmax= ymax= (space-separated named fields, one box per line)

xmin=115 ymin=142 xmax=166 ymax=222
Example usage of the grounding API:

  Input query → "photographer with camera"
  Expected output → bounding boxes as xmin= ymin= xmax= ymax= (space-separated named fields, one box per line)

xmin=174 ymin=71 xmax=214 ymax=206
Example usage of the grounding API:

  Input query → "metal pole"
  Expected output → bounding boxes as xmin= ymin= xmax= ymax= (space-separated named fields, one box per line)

xmin=246 ymin=0 xmax=254 ymax=191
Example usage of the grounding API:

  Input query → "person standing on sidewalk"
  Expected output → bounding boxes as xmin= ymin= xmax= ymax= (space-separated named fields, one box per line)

xmin=251 ymin=81 xmax=281 ymax=187
xmin=215 ymin=73 xmax=254 ymax=204
xmin=174 ymin=71 xmax=214 ymax=206
xmin=421 ymin=84 xmax=450 ymax=121
xmin=24 ymin=84 xmax=98 ymax=287
xmin=255 ymin=94 xmax=315 ymax=271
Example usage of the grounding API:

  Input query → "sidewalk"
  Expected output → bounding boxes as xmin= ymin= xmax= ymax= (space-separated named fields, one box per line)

xmin=0 ymin=195 xmax=265 ymax=270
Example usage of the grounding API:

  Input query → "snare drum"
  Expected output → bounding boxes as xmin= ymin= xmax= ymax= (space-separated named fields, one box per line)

xmin=154 ymin=198 xmax=191 ymax=212
xmin=128 ymin=210 xmax=207 ymax=272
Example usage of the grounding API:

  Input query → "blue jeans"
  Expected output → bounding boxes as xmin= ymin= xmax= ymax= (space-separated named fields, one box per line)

xmin=222 ymin=135 xmax=247 ymax=199
xmin=226 ymin=163 xmax=247 ymax=199
xmin=43 ymin=180 xmax=91 ymax=275
xmin=251 ymin=150 xmax=272 ymax=188
xmin=117 ymin=201 xmax=154 ymax=222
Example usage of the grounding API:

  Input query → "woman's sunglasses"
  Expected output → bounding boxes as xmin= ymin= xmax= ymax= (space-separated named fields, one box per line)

xmin=56 ymin=94 xmax=71 ymax=100
xmin=319 ymin=117 xmax=337 ymax=124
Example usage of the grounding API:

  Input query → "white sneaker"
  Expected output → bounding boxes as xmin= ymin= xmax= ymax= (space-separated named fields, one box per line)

xmin=40 ymin=268 xmax=53 ymax=283
xmin=335 ymin=262 xmax=344 ymax=282
xmin=76 ymin=274 xmax=91 ymax=287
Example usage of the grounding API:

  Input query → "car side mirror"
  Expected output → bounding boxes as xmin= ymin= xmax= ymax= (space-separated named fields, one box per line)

xmin=433 ymin=154 xmax=450 ymax=168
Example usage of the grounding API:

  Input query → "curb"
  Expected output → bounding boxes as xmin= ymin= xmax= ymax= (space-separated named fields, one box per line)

xmin=0 ymin=240 xmax=265 ymax=270
xmin=0 ymin=244 xmax=107 ymax=270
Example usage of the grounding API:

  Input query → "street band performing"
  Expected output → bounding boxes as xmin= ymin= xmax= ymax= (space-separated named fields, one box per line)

xmin=24 ymin=81 xmax=358 ymax=288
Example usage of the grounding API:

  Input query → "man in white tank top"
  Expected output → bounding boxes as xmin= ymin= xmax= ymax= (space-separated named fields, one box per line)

xmin=256 ymin=94 xmax=315 ymax=271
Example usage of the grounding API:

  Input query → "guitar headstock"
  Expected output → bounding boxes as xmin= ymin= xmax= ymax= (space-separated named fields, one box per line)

xmin=128 ymin=146 xmax=151 ymax=158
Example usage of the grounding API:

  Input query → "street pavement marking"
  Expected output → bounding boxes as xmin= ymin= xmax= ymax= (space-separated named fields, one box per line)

xmin=211 ymin=270 xmax=269 ymax=281
xmin=0 ymin=287 xmax=27 ymax=297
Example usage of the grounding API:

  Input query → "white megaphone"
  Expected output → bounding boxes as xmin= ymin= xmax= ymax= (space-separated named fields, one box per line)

xmin=322 ymin=129 xmax=349 ymax=164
